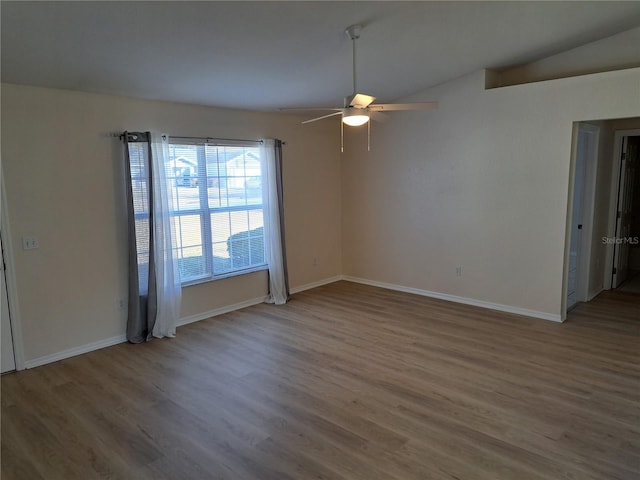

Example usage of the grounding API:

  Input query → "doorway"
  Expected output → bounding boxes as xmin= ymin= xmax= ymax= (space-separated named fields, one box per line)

xmin=610 ymin=133 xmax=640 ymax=293
xmin=563 ymin=121 xmax=640 ymax=319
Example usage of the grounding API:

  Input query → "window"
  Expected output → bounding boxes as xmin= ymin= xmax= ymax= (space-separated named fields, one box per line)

xmin=128 ymin=137 xmax=268 ymax=286
xmin=168 ymin=140 xmax=267 ymax=283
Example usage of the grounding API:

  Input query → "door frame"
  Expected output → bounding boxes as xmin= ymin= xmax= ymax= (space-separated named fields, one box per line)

xmin=604 ymin=129 xmax=640 ymax=290
xmin=1 ymin=171 xmax=25 ymax=371
xmin=562 ymin=122 xmax=599 ymax=319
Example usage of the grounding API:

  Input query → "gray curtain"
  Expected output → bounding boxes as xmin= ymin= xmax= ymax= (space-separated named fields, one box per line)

xmin=274 ymin=139 xmax=290 ymax=300
xmin=123 ymin=132 xmax=158 ymax=343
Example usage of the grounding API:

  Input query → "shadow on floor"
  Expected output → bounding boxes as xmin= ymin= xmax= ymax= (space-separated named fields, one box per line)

xmin=616 ymin=270 xmax=640 ymax=294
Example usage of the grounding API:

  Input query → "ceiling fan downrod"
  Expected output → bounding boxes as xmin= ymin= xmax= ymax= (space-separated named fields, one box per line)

xmin=345 ymin=25 xmax=362 ymax=98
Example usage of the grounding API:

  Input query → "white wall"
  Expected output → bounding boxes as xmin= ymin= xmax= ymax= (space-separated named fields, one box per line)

xmin=342 ymin=67 xmax=640 ymax=319
xmin=1 ymin=84 xmax=342 ymax=364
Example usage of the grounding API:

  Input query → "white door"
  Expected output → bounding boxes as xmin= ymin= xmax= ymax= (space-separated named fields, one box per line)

xmin=612 ymin=136 xmax=639 ymax=288
xmin=1 ymin=235 xmax=16 ymax=373
xmin=567 ymin=124 xmax=598 ymax=310
xmin=567 ymin=133 xmax=586 ymax=309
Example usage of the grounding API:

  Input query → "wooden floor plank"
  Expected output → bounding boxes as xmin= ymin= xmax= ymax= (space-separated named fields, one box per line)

xmin=2 ymin=281 xmax=638 ymax=479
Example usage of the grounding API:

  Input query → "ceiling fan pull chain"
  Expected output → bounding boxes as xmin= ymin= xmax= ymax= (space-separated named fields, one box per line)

xmin=341 ymin=118 xmax=344 ymax=153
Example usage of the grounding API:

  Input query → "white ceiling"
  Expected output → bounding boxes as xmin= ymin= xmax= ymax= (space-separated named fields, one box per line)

xmin=2 ymin=1 xmax=640 ymax=111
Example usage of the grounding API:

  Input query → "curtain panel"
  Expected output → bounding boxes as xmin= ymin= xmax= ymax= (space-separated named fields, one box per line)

xmin=123 ymin=132 xmax=181 ymax=343
xmin=262 ymin=139 xmax=290 ymax=304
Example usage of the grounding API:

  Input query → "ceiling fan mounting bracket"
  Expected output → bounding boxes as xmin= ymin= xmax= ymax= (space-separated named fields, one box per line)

xmin=345 ymin=25 xmax=362 ymax=41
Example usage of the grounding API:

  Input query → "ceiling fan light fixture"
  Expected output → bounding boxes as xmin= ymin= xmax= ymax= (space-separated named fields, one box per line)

xmin=342 ymin=109 xmax=369 ymax=126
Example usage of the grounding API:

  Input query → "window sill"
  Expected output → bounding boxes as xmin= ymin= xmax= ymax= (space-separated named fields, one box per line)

xmin=181 ymin=264 xmax=269 ymax=288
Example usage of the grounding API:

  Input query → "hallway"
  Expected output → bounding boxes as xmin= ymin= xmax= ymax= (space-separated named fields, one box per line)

xmin=567 ymin=288 xmax=639 ymax=332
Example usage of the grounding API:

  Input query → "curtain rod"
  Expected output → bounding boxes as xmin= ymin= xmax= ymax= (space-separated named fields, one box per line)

xmin=111 ymin=132 xmax=286 ymax=145
xmin=170 ymin=135 xmax=264 ymax=145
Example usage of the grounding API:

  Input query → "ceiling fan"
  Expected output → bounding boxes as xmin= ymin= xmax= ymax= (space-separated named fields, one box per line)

xmin=281 ymin=25 xmax=438 ymax=149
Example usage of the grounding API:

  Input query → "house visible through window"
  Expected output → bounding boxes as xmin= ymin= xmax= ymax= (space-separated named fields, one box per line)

xmin=126 ymin=137 xmax=268 ymax=285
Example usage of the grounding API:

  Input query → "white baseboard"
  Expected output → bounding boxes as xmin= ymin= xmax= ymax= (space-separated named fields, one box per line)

xmin=177 ymin=295 xmax=269 ymax=327
xmin=343 ymin=276 xmax=562 ymax=323
xmin=24 ymin=295 xmax=270 ymax=369
xmin=290 ymin=275 xmax=344 ymax=294
xmin=24 ymin=334 xmax=128 ymax=369
xmin=23 ymin=275 xmax=561 ymax=369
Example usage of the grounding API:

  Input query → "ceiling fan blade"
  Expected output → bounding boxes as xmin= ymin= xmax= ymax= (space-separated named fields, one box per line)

xmin=368 ymin=102 xmax=438 ymax=112
xmin=301 ymin=111 xmax=343 ymax=124
xmin=345 ymin=93 xmax=376 ymax=108
xmin=369 ymin=111 xmax=388 ymax=123
xmin=279 ymin=107 xmax=342 ymax=112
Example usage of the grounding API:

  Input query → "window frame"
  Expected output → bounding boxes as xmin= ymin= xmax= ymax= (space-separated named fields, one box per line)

xmin=168 ymin=137 xmax=268 ymax=286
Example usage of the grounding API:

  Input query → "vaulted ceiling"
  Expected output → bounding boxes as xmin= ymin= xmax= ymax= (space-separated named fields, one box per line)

xmin=2 ymin=1 xmax=640 ymax=110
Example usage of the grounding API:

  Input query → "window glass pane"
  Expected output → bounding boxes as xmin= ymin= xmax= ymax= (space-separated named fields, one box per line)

xmin=211 ymin=210 xmax=265 ymax=273
xmin=212 ymin=241 xmax=232 ymax=274
xmin=128 ymin=143 xmax=149 ymax=216
xmin=166 ymin=140 xmax=266 ymax=281
xmin=248 ymin=211 xmax=265 ymax=268
xmin=128 ymin=143 xmax=152 ymax=292
xmin=224 ymin=147 xmax=262 ymax=207
xmin=245 ymin=176 xmax=263 ymax=206
xmin=227 ymin=228 xmax=265 ymax=270
xmin=225 ymin=210 xmax=265 ymax=270
xmin=227 ymin=210 xmax=249 ymax=269
xmin=134 ymin=218 xmax=150 ymax=294
xmin=168 ymin=144 xmax=202 ymax=211
xmin=180 ymin=246 xmax=206 ymax=280
xmin=229 ymin=210 xmax=249 ymax=235
xmin=131 ymin=182 xmax=149 ymax=216
xmin=248 ymin=210 xmax=264 ymax=231
xmin=210 ymin=211 xmax=231 ymax=244
xmin=205 ymin=145 xmax=226 ymax=208
xmin=175 ymin=214 xmax=206 ymax=280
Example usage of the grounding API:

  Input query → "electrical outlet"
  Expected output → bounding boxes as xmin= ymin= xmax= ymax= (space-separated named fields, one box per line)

xmin=118 ymin=299 xmax=127 ymax=310
xmin=22 ymin=236 xmax=39 ymax=250
xmin=456 ymin=266 xmax=462 ymax=277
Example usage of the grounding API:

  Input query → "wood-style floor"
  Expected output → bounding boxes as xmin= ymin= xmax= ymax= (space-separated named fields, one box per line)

xmin=2 ymin=281 xmax=639 ymax=480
